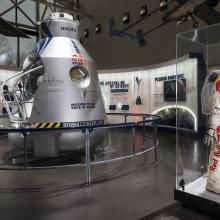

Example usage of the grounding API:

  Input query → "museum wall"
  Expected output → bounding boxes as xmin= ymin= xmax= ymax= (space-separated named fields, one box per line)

xmin=98 ymin=56 xmax=199 ymax=131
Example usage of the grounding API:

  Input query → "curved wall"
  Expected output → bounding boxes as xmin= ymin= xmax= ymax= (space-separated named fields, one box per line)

xmin=98 ymin=55 xmax=201 ymax=131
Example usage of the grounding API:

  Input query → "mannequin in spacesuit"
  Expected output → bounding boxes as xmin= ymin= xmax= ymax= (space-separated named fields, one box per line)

xmin=202 ymin=70 xmax=220 ymax=194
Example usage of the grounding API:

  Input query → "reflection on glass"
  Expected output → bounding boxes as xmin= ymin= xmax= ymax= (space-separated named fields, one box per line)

xmin=70 ymin=66 xmax=88 ymax=83
xmin=0 ymin=35 xmax=17 ymax=66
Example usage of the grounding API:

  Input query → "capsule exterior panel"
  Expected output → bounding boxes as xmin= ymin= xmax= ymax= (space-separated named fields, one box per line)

xmin=8 ymin=13 xmax=106 ymax=157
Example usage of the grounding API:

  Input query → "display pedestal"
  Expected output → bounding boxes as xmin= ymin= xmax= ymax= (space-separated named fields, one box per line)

xmin=174 ymin=176 xmax=220 ymax=217
xmin=176 ymin=22 xmax=220 ymax=218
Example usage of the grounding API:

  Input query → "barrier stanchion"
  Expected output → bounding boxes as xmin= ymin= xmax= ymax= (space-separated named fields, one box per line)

xmin=132 ymin=126 xmax=136 ymax=155
xmin=124 ymin=115 xmax=127 ymax=124
xmin=153 ymin=123 xmax=158 ymax=162
xmin=85 ymin=128 xmax=91 ymax=186
xmin=23 ymin=131 xmax=28 ymax=169
xmin=143 ymin=116 xmax=146 ymax=146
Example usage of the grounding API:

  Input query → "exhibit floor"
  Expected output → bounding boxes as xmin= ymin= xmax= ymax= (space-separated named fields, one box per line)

xmin=0 ymin=131 xmax=216 ymax=220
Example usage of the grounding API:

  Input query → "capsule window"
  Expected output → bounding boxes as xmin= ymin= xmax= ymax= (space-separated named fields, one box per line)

xmin=69 ymin=66 xmax=89 ymax=87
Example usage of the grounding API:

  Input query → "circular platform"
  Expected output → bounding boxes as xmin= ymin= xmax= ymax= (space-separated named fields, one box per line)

xmin=0 ymin=128 xmax=157 ymax=190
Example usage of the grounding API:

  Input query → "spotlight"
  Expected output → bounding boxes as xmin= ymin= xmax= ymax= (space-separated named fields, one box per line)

xmin=83 ymin=28 xmax=89 ymax=38
xmin=95 ymin=24 xmax=101 ymax=34
xmin=122 ymin=12 xmax=130 ymax=24
xmin=140 ymin=5 xmax=147 ymax=18
xmin=160 ymin=0 xmax=168 ymax=11
xmin=188 ymin=14 xmax=200 ymax=29
xmin=176 ymin=15 xmax=188 ymax=25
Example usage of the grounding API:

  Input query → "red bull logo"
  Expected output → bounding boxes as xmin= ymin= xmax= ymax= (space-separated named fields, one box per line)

xmin=210 ymin=126 xmax=220 ymax=172
xmin=72 ymin=53 xmax=86 ymax=66
xmin=215 ymin=78 xmax=220 ymax=92
xmin=210 ymin=145 xmax=220 ymax=171
xmin=217 ymin=126 xmax=220 ymax=142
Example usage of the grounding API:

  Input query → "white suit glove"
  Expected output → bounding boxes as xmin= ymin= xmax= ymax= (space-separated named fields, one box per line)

xmin=204 ymin=128 xmax=215 ymax=147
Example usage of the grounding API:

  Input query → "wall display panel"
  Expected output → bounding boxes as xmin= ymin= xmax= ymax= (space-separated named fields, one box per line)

xmin=98 ymin=70 xmax=150 ymax=123
xmin=164 ymin=79 xmax=186 ymax=102
xmin=98 ymin=55 xmax=200 ymax=131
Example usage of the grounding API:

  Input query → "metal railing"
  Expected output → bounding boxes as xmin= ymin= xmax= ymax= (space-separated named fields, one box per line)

xmin=0 ymin=113 xmax=161 ymax=186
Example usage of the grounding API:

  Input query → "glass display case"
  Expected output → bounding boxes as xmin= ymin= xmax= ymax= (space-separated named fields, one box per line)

xmin=175 ymin=23 xmax=220 ymax=216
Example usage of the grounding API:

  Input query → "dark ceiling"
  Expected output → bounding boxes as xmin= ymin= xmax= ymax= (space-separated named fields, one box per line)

xmin=77 ymin=0 xmax=220 ymax=69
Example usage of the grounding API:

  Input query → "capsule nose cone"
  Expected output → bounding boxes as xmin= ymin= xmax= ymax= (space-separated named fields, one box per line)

xmin=40 ymin=13 xmax=80 ymax=39
xmin=48 ymin=12 xmax=74 ymax=21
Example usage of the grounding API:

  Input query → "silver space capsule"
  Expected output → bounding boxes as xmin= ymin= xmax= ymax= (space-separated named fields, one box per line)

xmin=2 ymin=13 xmax=106 ymax=157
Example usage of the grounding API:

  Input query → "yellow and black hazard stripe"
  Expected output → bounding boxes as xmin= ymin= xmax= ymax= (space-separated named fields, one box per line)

xmin=31 ymin=120 xmax=105 ymax=129
xmin=31 ymin=122 xmax=62 ymax=129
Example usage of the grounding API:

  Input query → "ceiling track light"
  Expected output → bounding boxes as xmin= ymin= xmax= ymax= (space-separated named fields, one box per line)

xmin=160 ymin=0 xmax=168 ymax=11
xmin=188 ymin=14 xmax=200 ymax=29
xmin=140 ymin=5 xmax=148 ymax=18
xmin=83 ymin=28 xmax=89 ymax=38
xmin=176 ymin=13 xmax=196 ymax=26
xmin=95 ymin=24 xmax=101 ymax=34
xmin=176 ymin=15 xmax=188 ymax=25
xmin=123 ymin=12 xmax=130 ymax=24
